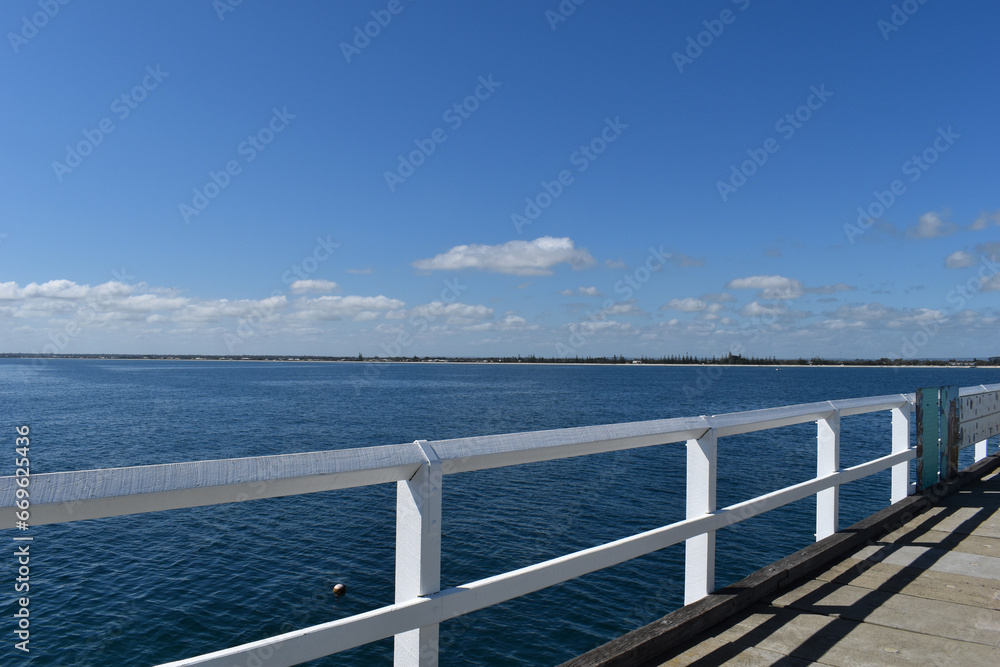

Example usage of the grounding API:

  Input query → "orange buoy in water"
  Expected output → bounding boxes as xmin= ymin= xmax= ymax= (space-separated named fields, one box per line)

xmin=333 ymin=583 xmax=346 ymax=596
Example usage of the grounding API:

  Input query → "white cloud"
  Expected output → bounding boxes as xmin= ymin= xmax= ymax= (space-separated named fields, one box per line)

xmin=822 ymin=303 xmax=949 ymax=330
xmin=464 ymin=314 xmax=537 ymax=332
xmin=570 ymin=320 xmax=631 ymax=334
xmin=970 ymin=209 xmax=999 ymax=230
xmin=726 ymin=275 xmax=805 ymax=300
xmin=824 ymin=319 xmax=866 ymax=330
xmin=0 ymin=279 xmax=135 ymax=301
xmin=0 ymin=280 xmax=194 ymax=321
xmin=22 ymin=279 xmax=91 ymax=299
xmin=663 ymin=297 xmax=706 ymax=312
xmin=290 ymin=279 xmax=339 ymax=294
xmin=828 ymin=303 xmax=894 ymax=321
xmin=905 ymin=211 xmax=958 ymax=239
xmin=294 ymin=295 xmax=404 ymax=321
xmin=409 ymin=301 xmax=493 ymax=323
xmin=560 ymin=286 xmax=603 ymax=297
xmin=173 ymin=296 xmax=288 ymax=323
xmin=112 ymin=293 xmax=190 ymax=313
xmin=945 ymin=251 xmax=976 ymax=269
xmin=740 ymin=301 xmax=787 ymax=318
xmin=605 ymin=301 xmax=643 ymax=315
xmin=412 ymin=236 xmax=596 ymax=276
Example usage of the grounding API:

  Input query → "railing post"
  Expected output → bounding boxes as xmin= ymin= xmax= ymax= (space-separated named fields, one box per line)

xmin=684 ymin=428 xmax=716 ymax=605
xmin=942 ymin=385 xmax=960 ymax=480
xmin=815 ymin=410 xmax=840 ymax=540
xmin=891 ymin=402 xmax=912 ymax=503
xmin=975 ymin=438 xmax=988 ymax=462
xmin=976 ymin=385 xmax=991 ymax=461
xmin=394 ymin=440 xmax=442 ymax=667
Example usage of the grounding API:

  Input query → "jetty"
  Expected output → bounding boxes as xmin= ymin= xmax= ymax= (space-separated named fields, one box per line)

xmin=2 ymin=383 xmax=999 ymax=666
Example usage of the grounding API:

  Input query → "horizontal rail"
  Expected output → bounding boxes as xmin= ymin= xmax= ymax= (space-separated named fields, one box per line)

xmin=0 ymin=444 xmax=425 ymax=528
xmin=429 ymin=415 xmax=710 ymax=474
xmin=159 ymin=446 xmax=916 ymax=666
xmin=4 ymin=389 xmax=966 ymax=529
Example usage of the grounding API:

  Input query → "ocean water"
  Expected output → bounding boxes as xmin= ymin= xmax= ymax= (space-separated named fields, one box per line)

xmin=2 ymin=360 xmax=998 ymax=666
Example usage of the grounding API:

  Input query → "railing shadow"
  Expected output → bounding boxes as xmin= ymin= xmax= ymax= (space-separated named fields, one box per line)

xmin=653 ymin=473 xmax=999 ymax=665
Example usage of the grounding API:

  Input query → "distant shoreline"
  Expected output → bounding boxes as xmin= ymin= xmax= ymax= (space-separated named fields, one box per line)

xmin=1 ymin=354 xmax=995 ymax=369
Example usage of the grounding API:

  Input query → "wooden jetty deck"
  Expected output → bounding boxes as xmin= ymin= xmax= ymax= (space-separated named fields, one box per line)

xmin=563 ymin=455 xmax=1000 ymax=666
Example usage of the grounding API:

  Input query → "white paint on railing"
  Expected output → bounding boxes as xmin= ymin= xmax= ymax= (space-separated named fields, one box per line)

xmin=816 ymin=408 xmax=841 ymax=540
xmin=395 ymin=440 xmax=442 ymax=667
xmin=891 ymin=403 xmax=914 ymax=502
xmin=0 ymin=443 xmax=426 ymax=528
xmin=684 ymin=427 xmax=717 ymax=605
xmin=4 ymin=383 xmax=999 ymax=667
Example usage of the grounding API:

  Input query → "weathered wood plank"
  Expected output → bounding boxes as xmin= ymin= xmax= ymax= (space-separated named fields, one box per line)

xmin=917 ymin=387 xmax=940 ymax=492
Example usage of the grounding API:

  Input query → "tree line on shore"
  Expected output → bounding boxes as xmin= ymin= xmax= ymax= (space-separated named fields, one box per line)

xmin=2 ymin=352 xmax=995 ymax=366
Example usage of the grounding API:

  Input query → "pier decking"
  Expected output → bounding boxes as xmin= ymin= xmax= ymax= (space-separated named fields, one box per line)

xmin=563 ymin=455 xmax=1000 ymax=666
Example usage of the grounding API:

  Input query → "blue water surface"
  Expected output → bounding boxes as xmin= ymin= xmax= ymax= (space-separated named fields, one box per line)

xmin=1 ymin=360 xmax=998 ymax=666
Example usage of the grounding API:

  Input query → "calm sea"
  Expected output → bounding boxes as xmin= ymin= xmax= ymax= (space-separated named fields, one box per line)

xmin=2 ymin=360 xmax=998 ymax=666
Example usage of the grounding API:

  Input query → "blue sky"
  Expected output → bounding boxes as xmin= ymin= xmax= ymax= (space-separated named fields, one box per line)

xmin=2 ymin=0 xmax=998 ymax=359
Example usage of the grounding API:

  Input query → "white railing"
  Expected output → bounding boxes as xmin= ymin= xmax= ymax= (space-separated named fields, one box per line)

xmin=3 ymin=383 xmax=999 ymax=667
